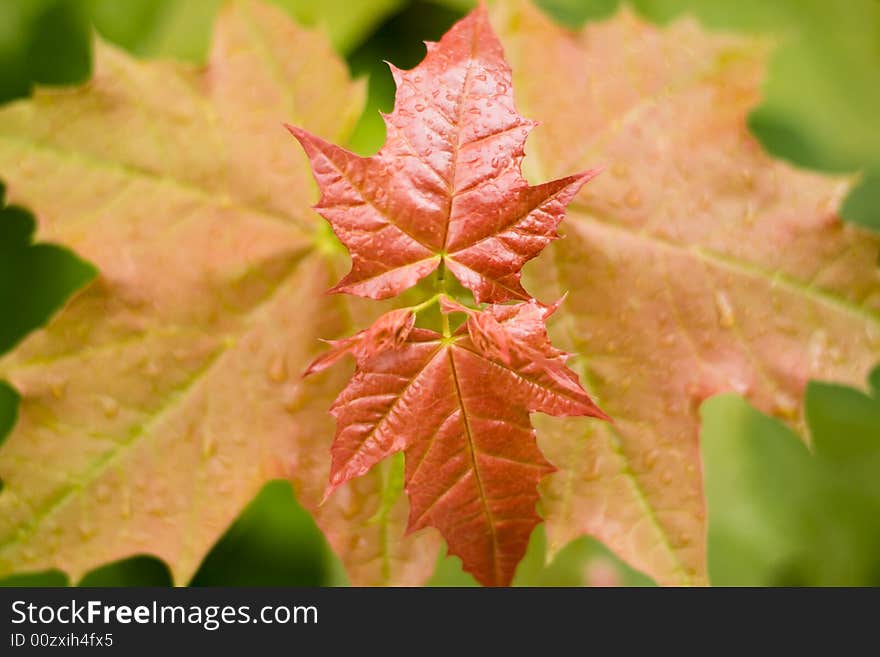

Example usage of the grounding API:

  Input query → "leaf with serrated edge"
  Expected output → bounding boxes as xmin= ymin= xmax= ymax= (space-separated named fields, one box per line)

xmin=321 ymin=304 xmax=605 ymax=586
xmin=493 ymin=0 xmax=880 ymax=585
xmin=0 ymin=0 xmax=440 ymax=585
xmin=288 ymin=6 xmax=600 ymax=304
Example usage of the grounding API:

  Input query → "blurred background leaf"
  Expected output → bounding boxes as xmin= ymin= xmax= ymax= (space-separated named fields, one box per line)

xmin=433 ymin=0 xmax=880 ymax=230
xmin=703 ymin=368 xmax=880 ymax=586
xmin=0 ymin=187 xmax=96 ymax=358
xmin=429 ymin=525 xmax=656 ymax=586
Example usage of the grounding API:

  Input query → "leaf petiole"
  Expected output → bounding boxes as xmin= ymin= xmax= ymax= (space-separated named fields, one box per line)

xmin=409 ymin=293 xmax=441 ymax=315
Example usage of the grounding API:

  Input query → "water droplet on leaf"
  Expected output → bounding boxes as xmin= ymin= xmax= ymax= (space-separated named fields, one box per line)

xmin=268 ymin=356 xmax=287 ymax=383
xmin=100 ymin=396 xmax=119 ymax=418
xmin=714 ymin=291 xmax=735 ymax=328
xmin=625 ymin=189 xmax=642 ymax=208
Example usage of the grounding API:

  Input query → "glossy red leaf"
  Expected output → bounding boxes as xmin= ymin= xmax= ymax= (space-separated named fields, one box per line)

xmin=316 ymin=304 xmax=606 ymax=586
xmin=287 ymin=5 xmax=600 ymax=303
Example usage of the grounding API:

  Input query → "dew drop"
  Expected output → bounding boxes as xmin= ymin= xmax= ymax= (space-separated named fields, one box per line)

xmin=268 ymin=356 xmax=287 ymax=384
xmin=808 ymin=329 xmax=828 ymax=372
xmin=828 ymin=346 xmax=843 ymax=364
xmin=660 ymin=470 xmax=673 ymax=484
xmin=95 ymin=483 xmax=112 ymax=503
xmin=625 ymin=189 xmax=642 ymax=208
xmin=866 ymin=321 xmax=880 ymax=347
xmin=202 ymin=432 xmax=217 ymax=458
xmin=144 ymin=359 xmax=161 ymax=378
xmin=282 ymin=383 xmax=306 ymax=414
xmin=743 ymin=201 xmax=756 ymax=226
xmin=714 ymin=291 xmax=735 ymax=329
xmin=644 ymin=448 xmax=660 ymax=469
xmin=78 ymin=520 xmax=95 ymax=540
xmin=729 ymin=376 xmax=751 ymax=395
xmin=661 ymin=333 xmax=676 ymax=346
xmin=121 ymin=497 xmax=131 ymax=519
xmin=100 ymin=396 xmax=119 ymax=419
xmin=414 ymin=104 xmax=425 ymax=112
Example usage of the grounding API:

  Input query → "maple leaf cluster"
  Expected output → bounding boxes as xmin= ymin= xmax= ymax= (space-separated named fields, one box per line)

xmin=290 ymin=5 xmax=607 ymax=586
xmin=3 ymin=0 xmax=875 ymax=590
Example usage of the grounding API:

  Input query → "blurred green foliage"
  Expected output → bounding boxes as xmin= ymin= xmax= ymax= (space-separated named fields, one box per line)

xmin=0 ymin=0 xmax=878 ymax=587
xmin=0 ymin=187 xmax=96 ymax=357
xmin=0 ymin=0 xmax=91 ymax=102
xmin=0 ymin=0 xmax=402 ymax=101
xmin=703 ymin=369 xmax=880 ymax=586
xmin=431 ymin=525 xmax=657 ymax=586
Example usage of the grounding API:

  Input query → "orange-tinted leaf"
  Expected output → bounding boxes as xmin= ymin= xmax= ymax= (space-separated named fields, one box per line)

xmin=288 ymin=5 xmax=600 ymax=303
xmin=323 ymin=306 xmax=605 ymax=585
xmin=493 ymin=0 xmax=880 ymax=585
xmin=0 ymin=0 xmax=440 ymax=585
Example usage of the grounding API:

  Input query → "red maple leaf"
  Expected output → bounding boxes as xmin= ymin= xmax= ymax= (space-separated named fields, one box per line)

xmin=287 ymin=5 xmax=599 ymax=303
xmin=314 ymin=302 xmax=607 ymax=586
xmin=291 ymin=3 xmax=607 ymax=585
